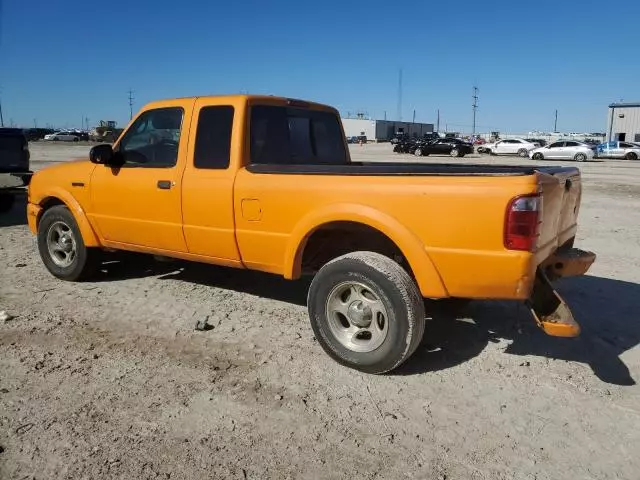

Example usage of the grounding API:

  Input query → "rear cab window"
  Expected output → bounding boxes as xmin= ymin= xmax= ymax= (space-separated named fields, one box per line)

xmin=250 ymin=105 xmax=347 ymax=165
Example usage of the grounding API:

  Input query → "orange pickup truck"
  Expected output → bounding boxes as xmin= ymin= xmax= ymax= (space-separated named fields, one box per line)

xmin=27 ymin=95 xmax=595 ymax=373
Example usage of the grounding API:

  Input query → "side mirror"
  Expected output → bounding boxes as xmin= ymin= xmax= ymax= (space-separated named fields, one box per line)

xmin=90 ymin=144 xmax=114 ymax=164
xmin=90 ymin=144 xmax=124 ymax=166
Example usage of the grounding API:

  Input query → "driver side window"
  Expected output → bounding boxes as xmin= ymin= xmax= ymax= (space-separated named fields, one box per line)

xmin=118 ymin=107 xmax=184 ymax=167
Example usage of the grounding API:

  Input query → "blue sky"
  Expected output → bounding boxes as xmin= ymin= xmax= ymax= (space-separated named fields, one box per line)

xmin=1 ymin=0 xmax=639 ymax=132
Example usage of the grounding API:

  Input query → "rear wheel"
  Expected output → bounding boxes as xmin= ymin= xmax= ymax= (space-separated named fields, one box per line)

xmin=308 ymin=252 xmax=425 ymax=374
xmin=574 ymin=153 xmax=587 ymax=162
xmin=37 ymin=205 xmax=100 ymax=281
xmin=532 ymin=152 xmax=544 ymax=160
xmin=450 ymin=148 xmax=460 ymax=157
xmin=517 ymin=148 xmax=529 ymax=158
xmin=625 ymin=152 xmax=638 ymax=160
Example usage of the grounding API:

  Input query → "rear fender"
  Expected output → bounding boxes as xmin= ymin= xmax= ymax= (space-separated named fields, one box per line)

xmin=36 ymin=188 xmax=101 ymax=247
xmin=284 ymin=203 xmax=448 ymax=298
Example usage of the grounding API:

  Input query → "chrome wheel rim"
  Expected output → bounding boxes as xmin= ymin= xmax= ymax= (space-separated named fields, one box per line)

xmin=46 ymin=221 xmax=77 ymax=268
xmin=325 ymin=281 xmax=389 ymax=353
xmin=575 ymin=154 xmax=585 ymax=161
xmin=415 ymin=148 xmax=422 ymax=156
xmin=450 ymin=149 xmax=458 ymax=157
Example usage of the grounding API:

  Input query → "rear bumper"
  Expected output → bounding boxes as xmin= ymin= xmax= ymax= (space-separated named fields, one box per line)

xmin=0 ymin=171 xmax=32 ymax=192
xmin=527 ymin=248 xmax=596 ymax=337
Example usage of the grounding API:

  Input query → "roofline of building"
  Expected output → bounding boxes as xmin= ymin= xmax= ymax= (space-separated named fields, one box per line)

xmin=608 ymin=102 xmax=640 ymax=108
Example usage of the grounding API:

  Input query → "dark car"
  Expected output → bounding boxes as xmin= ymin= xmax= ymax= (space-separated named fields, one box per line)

xmin=0 ymin=128 xmax=32 ymax=212
xmin=414 ymin=138 xmax=474 ymax=157
xmin=525 ymin=138 xmax=547 ymax=147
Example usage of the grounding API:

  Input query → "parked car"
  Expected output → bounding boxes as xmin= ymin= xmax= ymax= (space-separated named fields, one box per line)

xmin=0 ymin=128 xmax=32 ymax=212
xmin=525 ymin=138 xmax=547 ymax=147
xmin=347 ymin=136 xmax=358 ymax=144
xmin=479 ymin=138 xmax=539 ymax=157
xmin=414 ymin=138 xmax=474 ymax=157
xmin=27 ymin=94 xmax=595 ymax=373
xmin=44 ymin=131 xmax=81 ymax=142
xmin=529 ymin=141 xmax=594 ymax=161
xmin=596 ymin=141 xmax=640 ymax=160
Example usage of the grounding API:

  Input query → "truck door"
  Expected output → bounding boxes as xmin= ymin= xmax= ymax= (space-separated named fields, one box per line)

xmin=180 ymin=99 xmax=242 ymax=264
xmin=89 ymin=105 xmax=190 ymax=252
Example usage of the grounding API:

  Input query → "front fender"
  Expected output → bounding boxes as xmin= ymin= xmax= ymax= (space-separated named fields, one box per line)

xmin=284 ymin=203 xmax=448 ymax=298
xmin=33 ymin=187 xmax=101 ymax=247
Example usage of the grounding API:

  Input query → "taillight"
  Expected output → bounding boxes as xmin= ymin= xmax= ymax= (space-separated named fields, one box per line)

xmin=504 ymin=194 xmax=541 ymax=251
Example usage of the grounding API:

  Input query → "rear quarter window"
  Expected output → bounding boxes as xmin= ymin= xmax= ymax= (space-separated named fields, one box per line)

xmin=250 ymin=105 xmax=347 ymax=165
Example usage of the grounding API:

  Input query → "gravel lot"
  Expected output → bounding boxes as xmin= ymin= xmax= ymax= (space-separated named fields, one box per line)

xmin=1 ymin=143 xmax=639 ymax=479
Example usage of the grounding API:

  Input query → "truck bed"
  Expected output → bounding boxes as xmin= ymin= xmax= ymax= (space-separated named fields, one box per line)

xmin=246 ymin=162 xmax=578 ymax=177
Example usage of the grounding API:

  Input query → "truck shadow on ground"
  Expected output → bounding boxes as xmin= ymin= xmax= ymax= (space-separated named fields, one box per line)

xmin=95 ymin=255 xmax=638 ymax=386
xmin=0 ymin=193 xmax=27 ymax=228
xmin=397 ymin=276 xmax=639 ymax=386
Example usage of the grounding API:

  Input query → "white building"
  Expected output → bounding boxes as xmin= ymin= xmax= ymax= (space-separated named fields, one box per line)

xmin=341 ymin=118 xmax=435 ymax=142
xmin=607 ymin=102 xmax=640 ymax=142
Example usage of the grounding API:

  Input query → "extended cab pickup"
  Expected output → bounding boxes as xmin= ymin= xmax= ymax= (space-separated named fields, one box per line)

xmin=27 ymin=95 xmax=595 ymax=373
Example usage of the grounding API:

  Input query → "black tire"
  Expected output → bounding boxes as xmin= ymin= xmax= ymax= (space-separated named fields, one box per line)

xmin=414 ymin=148 xmax=422 ymax=157
xmin=625 ymin=152 xmax=638 ymax=160
xmin=73 ymin=137 xmax=79 ymax=142
xmin=517 ymin=148 xmax=528 ymax=158
xmin=0 ymin=194 xmax=15 ymax=213
xmin=307 ymin=251 xmax=425 ymax=374
xmin=574 ymin=153 xmax=587 ymax=162
xmin=532 ymin=152 xmax=544 ymax=160
xmin=450 ymin=148 xmax=459 ymax=157
xmin=37 ymin=205 xmax=100 ymax=281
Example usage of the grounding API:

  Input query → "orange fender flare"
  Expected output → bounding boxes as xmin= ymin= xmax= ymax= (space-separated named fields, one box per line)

xmin=284 ymin=203 xmax=448 ymax=298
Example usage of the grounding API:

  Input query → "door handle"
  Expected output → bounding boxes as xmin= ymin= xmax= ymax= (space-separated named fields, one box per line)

xmin=157 ymin=180 xmax=172 ymax=190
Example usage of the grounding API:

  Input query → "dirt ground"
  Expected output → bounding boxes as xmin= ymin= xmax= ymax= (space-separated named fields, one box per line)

xmin=1 ymin=143 xmax=639 ymax=479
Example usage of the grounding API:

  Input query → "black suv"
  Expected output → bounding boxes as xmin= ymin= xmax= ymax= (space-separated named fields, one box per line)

xmin=1 ymin=128 xmax=32 ymax=212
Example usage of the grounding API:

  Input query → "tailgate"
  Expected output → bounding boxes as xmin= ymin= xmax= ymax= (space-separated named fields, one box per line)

xmin=536 ymin=167 xmax=582 ymax=261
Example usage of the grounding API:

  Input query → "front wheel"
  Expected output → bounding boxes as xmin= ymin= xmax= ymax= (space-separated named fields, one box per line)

xmin=414 ymin=148 xmax=422 ymax=157
xmin=37 ymin=205 xmax=100 ymax=281
xmin=626 ymin=152 xmax=638 ymax=160
xmin=532 ymin=152 xmax=544 ymax=160
xmin=517 ymin=148 xmax=529 ymax=158
xmin=450 ymin=148 xmax=460 ymax=157
xmin=574 ymin=153 xmax=587 ymax=162
xmin=308 ymin=252 xmax=426 ymax=374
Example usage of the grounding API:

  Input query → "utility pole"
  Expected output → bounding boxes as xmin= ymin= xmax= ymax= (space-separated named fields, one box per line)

xmin=553 ymin=109 xmax=558 ymax=132
xmin=128 ymin=89 xmax=135 ymax=120
xmin=384 ymin=111 xmax=387 ymax=121
xmin=472 ymin=86 xmax=479 ymax=137
xmin=397 ymin=68 xmax=403 ymax=121
xmin=436 ymin=109 xmax=440 ymax=132
xmin=412 ymin=109 xmax=416 ymax=123
xmin=0 ymin=96 xmax=4 ymax=127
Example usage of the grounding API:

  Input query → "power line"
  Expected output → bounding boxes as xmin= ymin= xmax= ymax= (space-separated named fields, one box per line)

xmin=472 ymin=86 xmax=479 ymax=137
xmin=128 ymin=89 xmax=135 ymax=120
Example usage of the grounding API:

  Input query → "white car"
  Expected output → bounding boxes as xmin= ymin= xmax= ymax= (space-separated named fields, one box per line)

xmin=529 ymin=141 xmax=594 ymax=162
xmin=44 ymin=131 xmax=81 ymax=142
xmin=596 ymin=141 xmax=640 ymax=160
xmin=478 ymin=138 xmax=539 ymax=157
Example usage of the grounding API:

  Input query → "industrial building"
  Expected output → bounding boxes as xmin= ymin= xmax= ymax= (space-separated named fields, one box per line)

xmin=341 ymin=118 xmax=435 ymax=142
xmin=607 ymin=102 xmax=640 ymax=142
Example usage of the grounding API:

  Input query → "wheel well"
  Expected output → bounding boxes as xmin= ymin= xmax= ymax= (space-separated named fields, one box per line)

xmin=300 ymin=222 xmax=411 ymax=275
xmin=37 ymin=197 xmax=66 ymax=226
